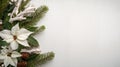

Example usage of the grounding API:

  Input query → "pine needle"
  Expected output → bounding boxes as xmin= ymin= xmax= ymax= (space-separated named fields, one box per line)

xmin=27 ymin=52 xmax=55 ymax=67
xmin=23 ymin=5 xmax=49 ymax=27
xmin=0 ymin=0 xmax=9 ymax=19
xmin=32 ymin=25 xmax=46 ymax=35
xmin=19 ymin=0 xmax=30 ymax=11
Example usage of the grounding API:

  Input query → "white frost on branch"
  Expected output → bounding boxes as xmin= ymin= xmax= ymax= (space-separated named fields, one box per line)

xmin=10 ymin=0 xmax=22 ymax=17
xmin=9 ymin=0 xmax=36 ymax=23
xmin=9 ymin=16 xmax=26 ymax=22
xmin=21 ymin=47 xmax=41 ymax=54
xmin=17 ymin=5 xmax=36 ymax=17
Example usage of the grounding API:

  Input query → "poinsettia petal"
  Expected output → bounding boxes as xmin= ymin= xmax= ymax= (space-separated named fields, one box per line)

xmin=4 ymin=56 xmax=9 ymax=67
xmin=10 ymin=41 xmax=18 ymax=50
xmin=4 ymin=38 xmax=14 ymax=43
xmin=1 ymin=48 xmax=9 ymax=55
xmin=17 ymin=28 xmax=33 ymax=40
xmin=0 ymin=54 xmax=5 ymax=59
xmin=11 ymin=23 xmax=20 ymax=35
xmin=4 ymin=56 xmax=16 ymax=67
xmin=11 ymin=51 xmax=21 ymax=58
xmin=0 ymin=30 xmax=13 ymax=43
xmin=0 ymin=30 xmax=11 ymax=34
xmin=12 ymin=58 xmax=17 ymax=66
xmin=16 ymin=39 xmax=30 ymax=47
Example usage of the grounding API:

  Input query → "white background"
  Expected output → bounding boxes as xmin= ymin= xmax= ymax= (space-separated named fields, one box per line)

xmin=31 ymin=0 xmax=120 ymax=67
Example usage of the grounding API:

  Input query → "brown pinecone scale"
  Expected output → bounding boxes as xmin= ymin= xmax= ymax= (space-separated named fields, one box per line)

xmin=17 ymin=61 xmax=27 ymax=67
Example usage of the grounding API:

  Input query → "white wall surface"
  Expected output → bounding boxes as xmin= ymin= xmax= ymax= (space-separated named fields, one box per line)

xmin=31 ymin=0 xmax=120 ymax=67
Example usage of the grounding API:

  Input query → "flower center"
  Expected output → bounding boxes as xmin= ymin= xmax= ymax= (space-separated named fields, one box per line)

xmin=13 ymin=35 xmax=17 ymax=40
xmin=7 ymin=53 xmax=12 ymax=57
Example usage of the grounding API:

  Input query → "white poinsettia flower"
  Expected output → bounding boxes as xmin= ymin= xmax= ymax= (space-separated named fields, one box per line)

xmin=0 ymin=23 xmax=33 ymax=50
xmin=0 ymin=47 xmax=21 ymax=67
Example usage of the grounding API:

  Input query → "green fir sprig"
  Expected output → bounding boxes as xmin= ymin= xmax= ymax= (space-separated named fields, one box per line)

xmin=0 ymin=0 xmax=54 ymax=67
xmin=27 ymin=52 xmax=55 ymax=67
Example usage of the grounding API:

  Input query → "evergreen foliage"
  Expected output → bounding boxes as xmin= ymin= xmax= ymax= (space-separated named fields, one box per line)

xmin=22 ymin=5 xmax=49 ymax=27
xmin=0 ymin=0 xmax=54 ymax=67
xmin=19 ymin=0 xmax=30 ymax=11
xmin=33 ymin=25 xmax=46 ymax=35
xmin=0 ymin=0 xmax=9 ymax=18
xmin=27 ymin=52 xmax=55 ymax=67
xmin=27 ymin=36 xmax=39 ymax=47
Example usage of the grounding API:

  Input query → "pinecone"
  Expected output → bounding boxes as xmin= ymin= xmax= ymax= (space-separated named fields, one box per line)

xmin=17 ymin=61 xmax=27 ymax=67
xmin=21 ymin=52 xmax=30 ymax=60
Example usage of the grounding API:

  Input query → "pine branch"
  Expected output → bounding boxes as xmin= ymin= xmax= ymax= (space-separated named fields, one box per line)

xmin=23 ymin=5 xmax=48 ymax=27
xmin=19 ymin=0 xmax=30 ymax=11
xmin=32 ymin=25 xmax=46 ymax=35
xmin=26 ymin=26 xmax=38 ymax=32
xmin=31 ymin=5 xmax=49 ymax=24
xmin=0 ymin=0 xmax=9 ymax=19
xmin=36 ymin=52 xmax=55 ymax=65
xmin=1 ymin=4 xmax=15 ymax=30
xmin=27 ymin=52 xmax=55 ymax=67
xmin=24 ymin=25 xmax=45 ymax=35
